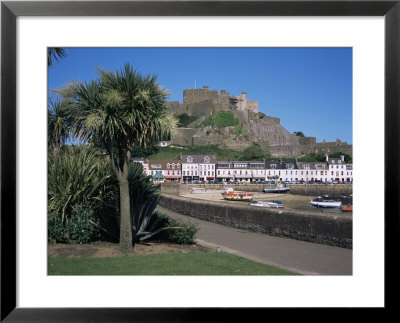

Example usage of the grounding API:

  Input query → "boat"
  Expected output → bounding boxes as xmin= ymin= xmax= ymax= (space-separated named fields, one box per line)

xmin=249 ymin=200 xmax=283 ymax=208
xmin=221 ymin=187 xmax=253 ymax=201
xmin=309 ymin=196 xmax=342 ymax=209
xmin=340 ymin=204 xmax=353 ymax=212
xmin=263 ymin=184 xmax=290 ymax=193
xmin=189 ymin=187 xmax=207 ymax=193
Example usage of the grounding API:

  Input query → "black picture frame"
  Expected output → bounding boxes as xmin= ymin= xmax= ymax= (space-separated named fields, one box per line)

xmin=1 ymin=0 xmax=398 ymax=321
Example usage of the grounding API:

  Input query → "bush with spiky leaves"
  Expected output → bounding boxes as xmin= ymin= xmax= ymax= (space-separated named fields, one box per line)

xmin=48 ymin=145 xmax=118 ymax=222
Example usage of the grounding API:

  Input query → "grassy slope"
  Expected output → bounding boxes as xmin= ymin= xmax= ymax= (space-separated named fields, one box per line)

xmin=48 ymin=252 xmax=298 ymax=275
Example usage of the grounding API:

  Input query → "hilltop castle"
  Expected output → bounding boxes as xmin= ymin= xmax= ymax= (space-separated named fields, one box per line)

xmin=166 ymin=86 xmax=352 ymax=158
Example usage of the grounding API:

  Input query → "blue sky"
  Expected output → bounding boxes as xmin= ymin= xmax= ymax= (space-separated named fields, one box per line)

xmin=48 ymin=47 xmax=352 ymax=144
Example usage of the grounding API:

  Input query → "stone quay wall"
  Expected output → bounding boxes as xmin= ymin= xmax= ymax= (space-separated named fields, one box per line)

xmin=158 ymin=194 xmax=352 ymax=249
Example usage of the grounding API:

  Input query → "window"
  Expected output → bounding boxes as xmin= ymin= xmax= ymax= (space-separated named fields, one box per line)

xmin=187 ymin=156 xmax=193 ymax=163
xmin=271 ymin=164 xmax=277 ymax=169
xmin=204 ymin=156 xmax=210 ymax=163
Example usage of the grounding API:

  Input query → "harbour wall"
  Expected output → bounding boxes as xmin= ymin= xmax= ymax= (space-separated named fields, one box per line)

xmin=158 ymin=194 xmax=352 ymax=249
xmin=160 ymin=183 xmax=352 ymax=197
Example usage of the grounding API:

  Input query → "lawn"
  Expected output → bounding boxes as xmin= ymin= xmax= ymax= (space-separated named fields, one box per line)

xmin=48 ymin=252 xmax=299 ymax=275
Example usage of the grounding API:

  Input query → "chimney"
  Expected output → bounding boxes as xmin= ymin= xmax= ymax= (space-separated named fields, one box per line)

xmin=341 ymin=155 xmax=344 ymax=162
xmin=325 ymin=154 xmax=329 ymax=162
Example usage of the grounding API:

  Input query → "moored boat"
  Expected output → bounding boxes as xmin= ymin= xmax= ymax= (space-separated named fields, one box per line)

xmin=249 ymin=200 xmax=283 ymax=208
xmin=309 ymin=196 xmax=341 ymax=208
xmin=263 ymin=184 xmax=290 ymax=193
xmin=189 ymin=187 xmax=207 ymax=193
xmin=340 ymin=205 xmax=353 ymax=212
xmin=221 ymin=187 xmax=253 ymax=201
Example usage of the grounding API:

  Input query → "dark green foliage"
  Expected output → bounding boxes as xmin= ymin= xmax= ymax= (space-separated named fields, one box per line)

xmin=67 ymin=205 xmax=101 ymax=244
xmin=240 ymin=145 xmax=271 ymax=161
xmin=48 ymin=213 xmax=66 ymax=243
xmin=198 ymin=111 xmax=239 ymax=128
xmin=176 ymin=113 xmax=199 ymax=128
xmin=48 ymin=145 xmax=118 ymax=222
xmin=48 ymin=48 xmax=67 ymax=67
xmin=127 ymin=163 xmax=161 ymax=243
xmin=152 ymin=213 xmax=198 ymax=245
xmin=294 ymin=131 xmax=305 ymax=137
xmin=48 ymin=205 xmax=101 ymax=244
xmin=297 ymin=153 xmax=325 ymax=162
xmin=167 ymin=218 xmax=198 ymax=244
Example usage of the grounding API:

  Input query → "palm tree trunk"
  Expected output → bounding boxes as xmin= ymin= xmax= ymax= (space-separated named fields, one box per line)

xmin=118 ymin=175 xmax=133 ymax=254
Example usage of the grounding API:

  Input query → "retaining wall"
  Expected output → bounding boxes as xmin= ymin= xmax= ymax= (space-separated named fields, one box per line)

xmin=158 ymin=194 xmax=352 ymax=249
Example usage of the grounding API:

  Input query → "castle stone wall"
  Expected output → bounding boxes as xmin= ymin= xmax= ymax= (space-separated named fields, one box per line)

xmin=171 ymin=128 xmax=198 ymax=146
xmin=183 ymin=88 xmax=219 ymax=106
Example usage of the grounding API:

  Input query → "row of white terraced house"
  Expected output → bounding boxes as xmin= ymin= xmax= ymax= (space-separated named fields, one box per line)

xmin=131 ymin=154 xmax=353 ymax=183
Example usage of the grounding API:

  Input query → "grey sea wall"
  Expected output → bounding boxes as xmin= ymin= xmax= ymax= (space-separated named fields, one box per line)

xmin=158 ymin=193 xmax=352 ymax=249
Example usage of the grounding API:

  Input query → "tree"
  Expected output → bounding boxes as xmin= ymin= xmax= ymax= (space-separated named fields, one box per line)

xmin=48 ymin=98 xmax=75 ymax=149
xmin=294 ymin=131 xmax=305 ymax=137
xmin=61 ymin=64 xmax=177 ymax=253
xmin=48 ymin=48 xmax=67 ymax=67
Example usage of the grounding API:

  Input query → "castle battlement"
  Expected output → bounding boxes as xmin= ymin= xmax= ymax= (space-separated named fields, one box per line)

xmin=183 ymin=86 xmax=259 ymax=113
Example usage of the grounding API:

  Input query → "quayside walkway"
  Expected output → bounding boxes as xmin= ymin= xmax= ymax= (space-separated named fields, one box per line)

xmin=156 ymin=205 xmax=352 ymax=276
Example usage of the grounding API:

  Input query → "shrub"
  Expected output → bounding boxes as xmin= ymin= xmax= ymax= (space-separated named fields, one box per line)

xmin=48 ymin=145 xmax=117 ymax=222
xmin=66 ymin=205 xmax=101 ymax=244
xmin=235 ymin=124 xmax=243 ymax=136
xmin=167 ymin=217 xmax=198 ymax=244
xmin=137 ymin=212 xmax=198 ymax=245
xmin=199 ymin=111 xmax=239 ymax=128
xmin=176 ymin=113 xmax=199 ymax=127
xmin=48 ymin=212 xmax=66 ymax=243
xmin=48 ymin=205 xmax=101 ymax=244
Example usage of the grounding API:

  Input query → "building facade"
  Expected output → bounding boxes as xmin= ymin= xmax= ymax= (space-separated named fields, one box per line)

xmin=181 ymin=155 xmax=216 ymax=182
xmin=326 ymin=155 xmax=353 ymax=183
xmin=147 ymin=160 xmax=181 ymax=183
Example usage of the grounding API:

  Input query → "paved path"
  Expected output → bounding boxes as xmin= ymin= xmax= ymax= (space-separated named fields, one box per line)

xmin=156 ymin=205 xmax=352 ymax=275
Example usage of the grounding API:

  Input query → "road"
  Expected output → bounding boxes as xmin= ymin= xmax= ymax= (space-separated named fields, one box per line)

xmin=156 ymin=205 xmax=352 ymax=275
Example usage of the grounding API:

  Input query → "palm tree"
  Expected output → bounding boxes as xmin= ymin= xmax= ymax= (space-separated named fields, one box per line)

xmin=48 ymin=48 xmax=67 ymax=67
xmin=62 ymin=64 xmax=177 ymax=253
xmin=48 ymin=98 xmax=74 ymax=151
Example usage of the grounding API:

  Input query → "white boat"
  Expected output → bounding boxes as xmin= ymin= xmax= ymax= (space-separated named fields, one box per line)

xmin=249 ymin=200 xmax=284 ymax=208
xmin=263 ymin=184 xmax=290 ymax=193
xmin=189 ymin=187 xmax=207 ymax=193
xmin=309 ymin=197 xmax=342 ymax=208
xmin=221 ymin=187 xmax=253 ymax=201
